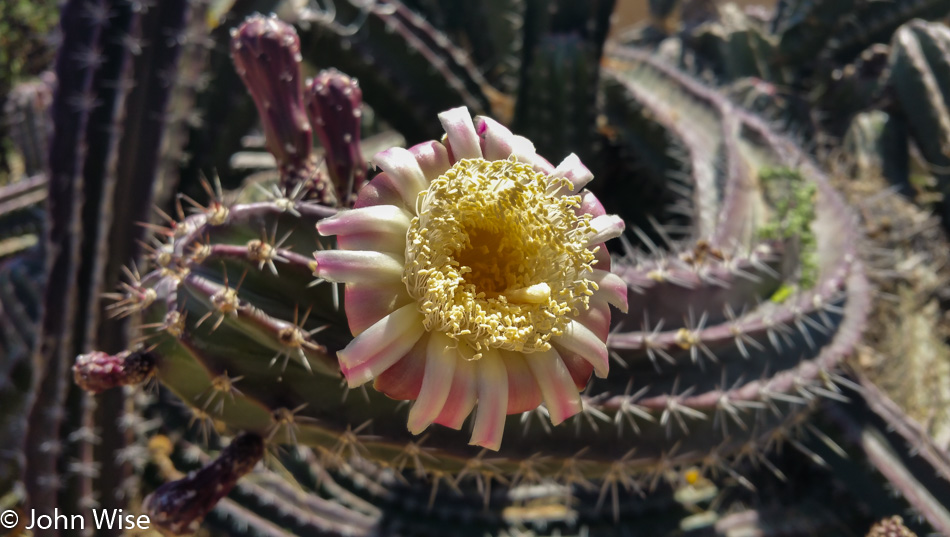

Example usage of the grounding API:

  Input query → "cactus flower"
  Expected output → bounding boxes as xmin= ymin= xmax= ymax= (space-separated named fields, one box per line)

xmin=313 ymin=107 xmax=627 ymax=450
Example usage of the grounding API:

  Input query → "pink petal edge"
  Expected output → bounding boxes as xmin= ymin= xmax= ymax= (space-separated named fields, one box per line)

xmin=434 ymin=353 xmax=477 ymax=430
xmin=468 ymin=349 xmax=508 ymax=451
xmin=552 ymin=319 xmax=610 ymax=379
xmin=338 ymin=303 xmax=425 ymax=387
xmin=407 ymin=332 xmax=458 ymax=434
xmin=313 ymin=250 xmax=404 ymax=284
xmin=525 ymin=348 xmax=583 ymax=426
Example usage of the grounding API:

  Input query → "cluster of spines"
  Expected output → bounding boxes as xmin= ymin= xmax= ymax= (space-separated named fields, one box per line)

xmin=592 ymin=42 xmax=869 ymax=484
xmin=135 ymin=407 xmax=907 ymax=537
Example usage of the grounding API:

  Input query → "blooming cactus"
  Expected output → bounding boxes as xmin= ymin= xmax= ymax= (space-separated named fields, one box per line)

xmin=314 ymin=107 xmax=628 ymax=450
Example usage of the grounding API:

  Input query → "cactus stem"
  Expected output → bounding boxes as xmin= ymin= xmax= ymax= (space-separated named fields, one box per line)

xmin=144 ymin=433 xmax=265 ymax=536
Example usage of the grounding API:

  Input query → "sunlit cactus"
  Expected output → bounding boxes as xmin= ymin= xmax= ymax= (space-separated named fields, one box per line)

xmin=3 ymin=1 xmax=950 ymax=536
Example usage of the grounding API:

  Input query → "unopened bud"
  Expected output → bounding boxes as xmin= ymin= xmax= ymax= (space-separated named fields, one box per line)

xmin=306 ymin=69 xmax=367 ymax=205
xmin=73 ymin=350 xmax=156 ymax=393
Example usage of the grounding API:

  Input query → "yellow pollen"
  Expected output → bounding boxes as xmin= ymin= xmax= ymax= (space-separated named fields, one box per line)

xmin=403 ymin=157 xmax=598 ymax=355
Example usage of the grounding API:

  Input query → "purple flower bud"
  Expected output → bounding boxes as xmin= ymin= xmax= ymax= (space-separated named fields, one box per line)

xmin=144 ymin=433 xmax=264 ymax=535
xmin=73 ymin=350 xmax=156 ymax=393
xmin=231 ymin=15 xmax=335 ymax=201
xmin=306 ymin=69 xmax=367 ymax=206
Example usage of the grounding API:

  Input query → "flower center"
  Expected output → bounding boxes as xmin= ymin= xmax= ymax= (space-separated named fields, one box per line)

xmin=404 ymin=157 xmax=597 ymax=357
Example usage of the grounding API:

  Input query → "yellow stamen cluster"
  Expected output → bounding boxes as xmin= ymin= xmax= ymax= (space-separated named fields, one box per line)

xmin=403 ymin=157 xmax=598 ymax=357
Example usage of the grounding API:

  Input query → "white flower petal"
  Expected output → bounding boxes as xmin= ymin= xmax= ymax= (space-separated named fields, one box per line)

xmin=587 ymin=214 xmax=626 ymax=246
xmin=409 ymin=141 xmax=451 ymax=182
xmin=438 ymin=106 xmax=482 ymax=161
xmin=338 ymin=303 xmax=425 ymax=387
xmin=316 ymin=205 xmax=412 ymax=237
xmin=474 ymin=116 xmax=517 ymax=160
xmin=434 ymin=355 xmax=477 ymax=429
xmin=553 ymin=320 xmax=610 ymax=378
xmin=591 ymin=269 xmax=629 ymax=313
xmin=469 ymin=349 xmax=508 ymax=451
xmin=551 ymin=153 xmax=594 ymax=194
xmin=525 ymin=348 xmax=583 ymax=425
xmin=372 ymin=147 xmax=429 ymax=207
xmin=407 ymin=332 xmax=458 ymax=434
xmin=313 ymin=250 xmax=404 ymax=283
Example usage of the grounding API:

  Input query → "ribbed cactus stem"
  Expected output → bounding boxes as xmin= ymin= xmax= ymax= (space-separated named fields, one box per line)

xmin=230 ymin=14 xmax=334 ymax=204
xmin=306 ymin=68 xmax=367 ymax=206
xmin=144 ymin=433 xmax=264 ymax=536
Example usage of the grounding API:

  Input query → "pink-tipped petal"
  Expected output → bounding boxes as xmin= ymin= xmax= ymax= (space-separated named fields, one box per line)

xmin=587 ymin=214 xmax=626 ymax=247
xmin=591 ymin=269 xmax=629 ymax=313
xmin=354 ymin=172 xmax=405 ymax=209
xmin=338 ymin=303 xmax=425 ymax=387
xmin=409 ymin=141 xmax=451 ymax=182
xmin=313 ymin=250 xmax=404 ymax=284
xmin=438 ymin=107 xmax=482 ymax=161
xmin=551 ymin=153 xmax=594 ymax=194
xmin=373 ymin=332 xmax=429 ymax=400
xmin=317 ymin=205 xmax=411 ymax=237
xmin=344 ymin=282 xmax=412 ymax=335
xmin=319 ymin=205 xmax=412 ymax=254
xmin=474 ymin=116 xmax=517 ymax=161
xmin=434 ymin=354 xmax=477 ymax=429
xmin=469 ymin=349 xmax=508 ymax=451
xmin=372 ymin=147 xmax=429 ymax=207
xmin=525 ymin=348 xmax=583 ymax=425
xmin=407 ymin=332 xmax=458 ymax=434
xmin=553 ymin=320 xmax=609 ymax=379
xmin=500 ymin=351 xmax=542 ymax=414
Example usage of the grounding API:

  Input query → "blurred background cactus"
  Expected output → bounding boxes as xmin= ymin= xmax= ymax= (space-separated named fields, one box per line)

xmin=1 ymin=0 xmax=950 ymax=536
